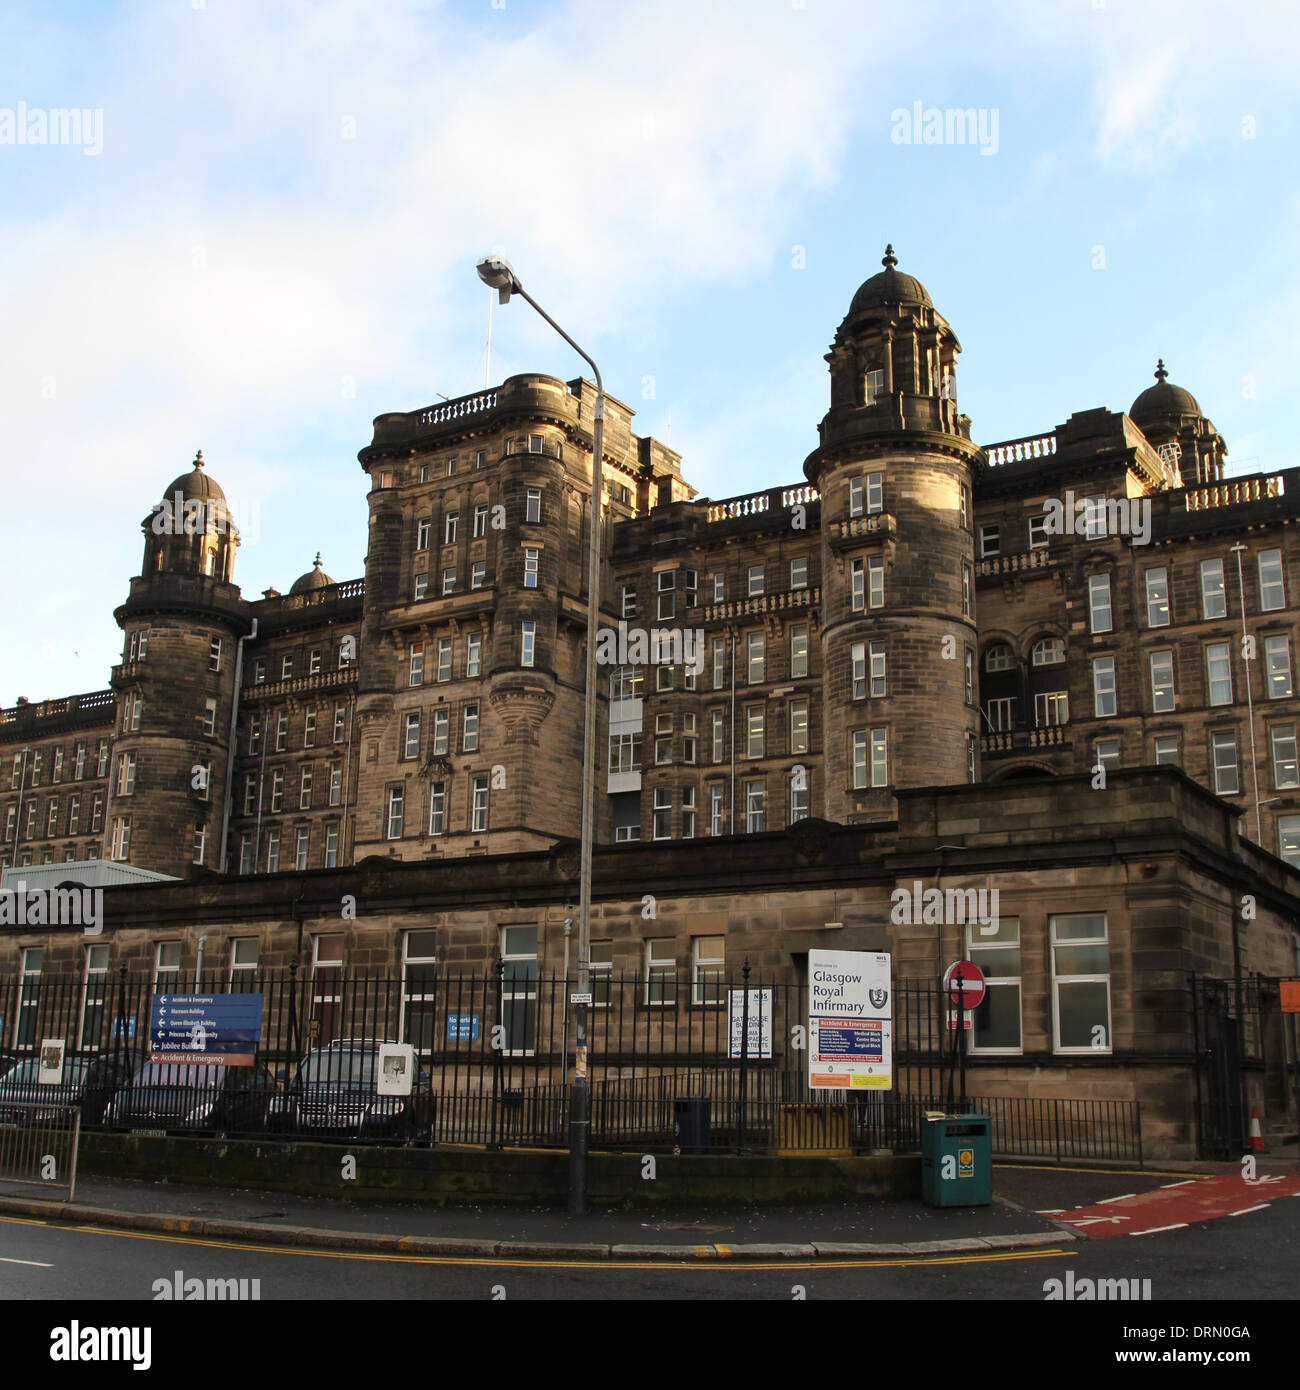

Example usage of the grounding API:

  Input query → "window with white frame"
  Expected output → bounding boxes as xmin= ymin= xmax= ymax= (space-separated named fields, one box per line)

xmin=609 ymin=732 xmax=642 ymax=775
xmin=657 ymin=569 xmax=676 ymax=621
xmin=471 ymin=774 xmax=489 ymax=831
xmin=1259 ymin=549 xmax=1286 ymax=612
xmin=866 ymin=473 xmax=883 ymax=514
xmin=270 ymin=768 xmax=284 ymax=813
xmin=79 ymin=944 xmax=111 ymax=1050
xmin=471 ymin=561 xmax=486 ymax=589
xmin=682 ymin=713 xmax=697 ymax=765
xmin=399 ymin=930 xmax=438 ymax=1054
xmin=1265 ymin=635 xmax=1293 ymax=698
xmin=1200 ymin=558 xmax=1227 ymax=619
xmin=746 ymin=705 xmax=764 ymax=759
xmin=428 ymin=780 xmax=446 ymax=835
xmin=1095 ymin=738 xmax=1119 ymax=773
xmin=1051 ymin=914 xmax=1110 ymax=1054
xmin=409 ymin=642 xmax=424 ymax=687
xmin=984 ymin=644 xmax=1013 ymax=672
xmin=333 ymin=705 xmax=346 ymax=743
xmin=1149 ymin=651 xmax=1175 ymax=712
xmin=850 ymin=558 xmax=864 ymax=612
xmin=1032 ymin=636 xmax=1064 ymax=666
xmin=1092 ymin=656 xmax=1116 ymax=718
xmin=444 ymin=512 xmax=459 ymax=545
xmin=280 ymin=654 xmax=293 ymax=680
xmin=851 ymin=643 xmax=866 ymax=700
xmin=1028 ymin=515 xmax=1049 ymax=549
xmin=1145 ymin=567 xmax=1170 ymax=627
xmin=521 ymin=621 xmax=535 ymax=667
xmin=790 ymin=557 xmax=808 ymax=590
xmin=870 ymin=728 xmax=887 ymax=786
xmin=154 ymin=941 xmax=182 ymax=992
xmin=275 ymin=711 xmax=288 ymax=750
xmin=747 ymin=565 xmax=764 ymax=597
xmin=437 ymin=637 xmax=452 ymax=682
xmin=522 ymin=547 xmax=539 ymax=590
xmin=713 ymin=573 xmax=726 ymax=603
xmin=1034 ymin=691 xmax=1069 ymax=727
xmin=744 ymin=778 xmax=765 ymax=833
xmin=525 ymin=488 xmax=542 ymax=524
xmin=387 ymin=786 xmax=404 ymax=838
xmin=871 ymin=641 xmax=887 ymax=698
xmin=329 ymin=763 xmax=342 ymax=806
xmin=747 ymin=631 xmax=764 ymax=683
xmin=1153 ymin=734 xmax=1179 ymax=765
xmin=1278 ymin=815 xmax=1300 ymax=867
xmin=442 ymin=567 xmax=456 ymax=595
xmin=790 ymin=699 xmax=809 ymax=754
xmin=980 ymin=524 xmax=1000 ymax=558
xmin=868 ymin=555 xmax=884 ymax=608
xmin=1211 ymin=729 xmax=1239 ymax=795
xmin=403 ymin=711 xmax=421 ymax=760
xmin=962 ymin=563 xmax=973 ymax=618
xmin=432 ymin=708 xmax=449 ymax=756
xmin=790 ymin=625 xmax=808 ymax=679
xmin=709 ymin=784 xmax=725 ymax=836
xmin=968 ymin=917 xmax=1021 ymax=1053
xmin=1206 ymin=642 xmax=1233 ymax=705
xmin=303 ymin=708 xmax=316 ymax=747
xmin=681 ymin=786 xmax=696 ymax=838
xmin=964 ymin=648 xmax=974 ymax=704
xmin=462 ymin=701 xmax=479 ymax=751
xmin=789 ymin=769 xmax=808 ymax=823
xmin=416 ymin=518 xmax=431 ymax=551
xmin=692 ymin=936 xmax=725 ymax=1005
xmin=1271 ymin=724 xmax=1298 ymax=789
xmin=1088 ymin=573 xmax=1112 ymax=633
xmin=645 ymin=938 xmax=676 ymax=1005
xmin=229 ymin=938 xmax=259 ymax=991
xmin=849 ymin=477 xmax=863 ymax=517
xmin=852 ymin=729 xmax=867 ymax=789
xmin=466 ymin=631 xmax=482 ymax=678
xmin=653 ymin=786 xmax=672 ymax=839
xmin=655 ymin=714 xmax=673 ymax=765
xmin=621 ymin=585 xmax=637 ymax=619
xmin=985 ymin=696 xmax=1014 ymax=732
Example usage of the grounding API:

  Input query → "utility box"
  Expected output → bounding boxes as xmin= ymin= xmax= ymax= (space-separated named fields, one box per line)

xmin=673 ymin=1096 xmax=710 ymax=1154
xmin=920 ymin=1114 xmax=991 ymax=1207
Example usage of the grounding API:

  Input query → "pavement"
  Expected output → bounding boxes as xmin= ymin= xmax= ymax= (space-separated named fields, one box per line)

xmin=4 ymin=1154 xmax=1297 ymax=1262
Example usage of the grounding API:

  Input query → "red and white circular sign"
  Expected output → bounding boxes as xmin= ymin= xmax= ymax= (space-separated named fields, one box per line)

xmin=943 ymin=960 xmax=986 ymax=1009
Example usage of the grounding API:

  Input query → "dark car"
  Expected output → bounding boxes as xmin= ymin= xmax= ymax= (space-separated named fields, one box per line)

xmin=104 ymin=1059 xmax=279 ymax=1136
xmin=0 ymin=1051 xmax=136 ymax=1127
xmin=268 ymin=1039 xmax=433 ymax=1144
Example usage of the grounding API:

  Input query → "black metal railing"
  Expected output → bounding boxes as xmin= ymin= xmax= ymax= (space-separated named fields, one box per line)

xmin=0 ymin=966 xmax=1141 ymax=1160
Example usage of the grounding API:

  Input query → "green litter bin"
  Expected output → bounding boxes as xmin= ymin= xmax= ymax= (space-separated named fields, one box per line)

xmin=920 ymin=1113 xmax=991 ymax=1207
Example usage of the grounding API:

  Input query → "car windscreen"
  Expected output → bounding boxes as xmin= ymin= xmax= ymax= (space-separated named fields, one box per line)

xmin=0 ymin=1059 xmax=90 ymax=1086
xmin=299 ymin=1050 xmax=376 ymax=1086
xmin=132 ymin=1062 xmax=226 ymax=1087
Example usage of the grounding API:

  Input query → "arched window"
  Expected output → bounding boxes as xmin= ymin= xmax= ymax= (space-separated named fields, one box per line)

xmin=984 ymin=643 xmax=1014 ymax=673
xmin=1032 ymin=636 xmax=1065 ymax=667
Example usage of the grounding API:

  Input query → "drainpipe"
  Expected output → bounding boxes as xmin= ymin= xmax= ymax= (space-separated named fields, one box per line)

xmin=340 ymin=694 xmax=356 ymax=862
xmin=219 ymin=617 xmax=257 ymax=872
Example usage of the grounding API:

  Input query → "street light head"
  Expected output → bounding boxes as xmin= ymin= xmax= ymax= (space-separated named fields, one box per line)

xmin=476 ymin=255 xmax=519 ymax=303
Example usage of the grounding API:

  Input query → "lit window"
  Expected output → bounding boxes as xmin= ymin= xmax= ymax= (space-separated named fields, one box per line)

xmin=1149 ymin=651 xmax=1175 ymax=712
xmin=1145 ymin=568 xmax=1170 ymax=627
xmin=1200 ymin=559 xmax=1227 ymax=620
xmin=1265 ymin=635 xmax=1293 ymax=698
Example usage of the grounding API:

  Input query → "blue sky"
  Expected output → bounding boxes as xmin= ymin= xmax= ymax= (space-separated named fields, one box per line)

xmin=2 ymin=0 xmax=1297 ymax=703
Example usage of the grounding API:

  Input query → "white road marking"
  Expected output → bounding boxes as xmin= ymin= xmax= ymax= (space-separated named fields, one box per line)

xmin=0 ymin=1256 xmax=53 ymax=1267
xmin=1067 ymin=1215 xmax=1129 ymax=1226
xmin=1129 ymin=1223 xmax=1187 ymax=1236
xmin=1159 ymin=1179 xmax=1197 ymax=1188
xmin=1227 ymin=1204 xmax=1269 ymax=1217
xmin=1096 ymin=1193 xmax=1136 ymax=1204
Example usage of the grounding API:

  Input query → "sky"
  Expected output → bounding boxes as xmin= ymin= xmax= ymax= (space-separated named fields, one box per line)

xmin=1 ymin=0 xmax=1297 ymax=705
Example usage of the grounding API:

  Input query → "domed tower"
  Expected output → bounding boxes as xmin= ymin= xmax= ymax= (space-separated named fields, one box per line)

xmin=1128 ymin=360 xmax=1227 ymax=485
xmin=112 ymin=453 xmax=251 ymax=876
xmin=805 ymin=246 xmax=982 ymax=822
xmin=291 ymin=553 xmax=334 ymax=595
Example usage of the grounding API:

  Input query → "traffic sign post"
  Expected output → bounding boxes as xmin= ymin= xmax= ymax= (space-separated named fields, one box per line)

xmin=941 ymin=961 xmax=985 ymax=1112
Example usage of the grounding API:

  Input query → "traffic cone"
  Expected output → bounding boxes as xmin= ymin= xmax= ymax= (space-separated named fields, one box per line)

xmin=1248 ymin=1106 xmax=1264 ymax=1153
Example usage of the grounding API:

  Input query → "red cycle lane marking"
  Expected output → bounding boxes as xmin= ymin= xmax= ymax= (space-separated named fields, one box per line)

xmin=1058 ymin=1172 xmax=1300 ymax=1240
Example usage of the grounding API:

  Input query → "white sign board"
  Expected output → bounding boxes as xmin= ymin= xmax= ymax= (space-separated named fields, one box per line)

xmin=728 ymin=989 xmax=773 ymax=1059
xmin=808 ymin=950 xmax=892 ymax=1091
xmin=376 ymin=1042 xmax=415 ymax=1097
xmin=39 ymin=1038 xmax=66 ymax=1086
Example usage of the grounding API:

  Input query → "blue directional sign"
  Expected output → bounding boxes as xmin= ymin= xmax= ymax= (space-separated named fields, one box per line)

xmin=446 ymin=1014 xmax=479 ymax=1041
xmin=149 ymin=993 xmax=263 ymax=1067
xmin=111 ymin=1016 xmax=137 ymax=1040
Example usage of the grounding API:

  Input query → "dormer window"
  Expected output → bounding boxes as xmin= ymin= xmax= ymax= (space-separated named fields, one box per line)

xmin=864 ymin=369 xmax=884 ymax=406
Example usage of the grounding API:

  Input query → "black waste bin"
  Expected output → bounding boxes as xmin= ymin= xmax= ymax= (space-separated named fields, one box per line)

xmin=673 ymin=1095 xmax=709 ymax=1154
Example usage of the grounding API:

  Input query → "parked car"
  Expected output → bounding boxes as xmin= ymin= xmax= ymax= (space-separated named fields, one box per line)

xmin=268 ymin=1038 xmax=433 ymax=1143
xmin=0 ymin=1050 xmax=136 ymax=1127
xmin=104 ymin=1058 xmax=279 ymax=1136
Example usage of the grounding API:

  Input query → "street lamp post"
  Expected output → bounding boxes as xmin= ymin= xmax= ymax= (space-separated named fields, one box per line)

xmin=476 ymin=256 xmax=604 ymax=1215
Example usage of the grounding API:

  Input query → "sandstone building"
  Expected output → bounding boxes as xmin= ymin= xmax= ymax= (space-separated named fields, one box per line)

xmin=2 ymin=249 xmax=1298 ymax=1156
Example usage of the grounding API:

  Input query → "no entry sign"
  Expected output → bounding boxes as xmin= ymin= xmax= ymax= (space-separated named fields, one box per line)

xmin=943 ymin=961 xmax=986 ymax=1010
